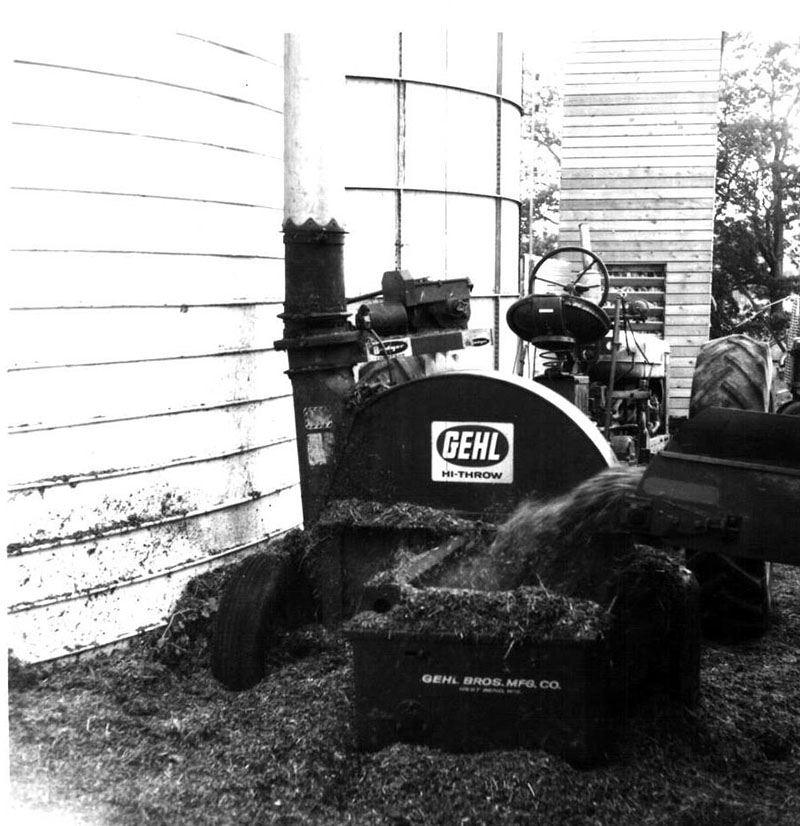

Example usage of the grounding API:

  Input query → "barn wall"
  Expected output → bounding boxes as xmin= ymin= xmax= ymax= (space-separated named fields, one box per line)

xmin=558 ymin=36 xmax=722 ymax=417
xmin=7 ymin=26 xmax=296 ymax=663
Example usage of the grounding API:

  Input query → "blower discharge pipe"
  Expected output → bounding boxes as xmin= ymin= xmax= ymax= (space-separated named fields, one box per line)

xmin=278 ymin=34 xmax=361 ymax=526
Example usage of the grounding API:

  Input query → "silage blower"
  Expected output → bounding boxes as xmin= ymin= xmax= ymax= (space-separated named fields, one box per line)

xmin=210 ymin=246 xmax=800 ymax=763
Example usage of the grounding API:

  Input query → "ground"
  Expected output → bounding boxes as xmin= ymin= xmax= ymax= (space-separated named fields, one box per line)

xmin=8 ymin=565 xmax=800 ymax=826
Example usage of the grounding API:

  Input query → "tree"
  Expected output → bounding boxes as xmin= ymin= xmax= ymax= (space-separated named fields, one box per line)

xmin=519 ymin=65 xmax=562 ymax=258
xmin=713 ymin=33 xmax=800 ymax=341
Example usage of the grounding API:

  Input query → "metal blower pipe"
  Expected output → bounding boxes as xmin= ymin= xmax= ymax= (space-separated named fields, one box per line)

xmin=277 ymin=34 xmax=360 ymax=526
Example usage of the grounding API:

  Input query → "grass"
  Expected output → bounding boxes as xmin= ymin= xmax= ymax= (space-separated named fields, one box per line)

xmin=8 ymin=565 xmax=800 ymax=826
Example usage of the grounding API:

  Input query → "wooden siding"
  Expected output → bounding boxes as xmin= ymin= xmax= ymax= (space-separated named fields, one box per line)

xmin=7 ymin=27 xmax=296 ymax=663
xmin=558 ymin=36 xmax=722 ymax=416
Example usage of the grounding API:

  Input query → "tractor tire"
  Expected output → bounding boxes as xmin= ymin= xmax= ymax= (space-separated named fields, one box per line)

xmin=689 ymin=334 xmax=773 ymax=417
xmin=211 ymin=548 xmax=313 ymax=691
xmin=686 ymin=334 xmax=773 ymax=641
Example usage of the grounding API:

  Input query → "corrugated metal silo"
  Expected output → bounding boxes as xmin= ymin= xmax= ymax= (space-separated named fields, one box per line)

xmin=342 ymin=33 xmax=523 ymax=371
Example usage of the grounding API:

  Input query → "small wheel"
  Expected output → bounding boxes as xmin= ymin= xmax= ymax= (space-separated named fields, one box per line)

xmin=529 ymin=246 xmax=610 ymax=308
xmin=211 ymin=546 xmax=314 ymax=691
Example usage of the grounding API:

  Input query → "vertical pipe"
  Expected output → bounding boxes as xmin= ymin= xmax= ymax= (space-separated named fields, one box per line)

xmin=279 ymin=34 xmax=361 ymax=526
xmin=604 ymin=296 xmax=623 ymax=439
xmin=493 ymin=33 xmax=504 ymax=372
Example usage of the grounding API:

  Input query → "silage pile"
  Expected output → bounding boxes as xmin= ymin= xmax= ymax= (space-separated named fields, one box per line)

xmin=9 ymin=567 xmax=800 ymax=826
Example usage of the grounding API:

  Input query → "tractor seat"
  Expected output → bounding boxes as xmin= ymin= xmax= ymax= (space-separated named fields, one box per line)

xmin=507 ymin=294 xmax=611 ymax=352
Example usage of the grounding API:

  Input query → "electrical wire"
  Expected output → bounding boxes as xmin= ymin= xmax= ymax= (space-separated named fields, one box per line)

xmin=367 ymin=328 xmax=396 ymax=383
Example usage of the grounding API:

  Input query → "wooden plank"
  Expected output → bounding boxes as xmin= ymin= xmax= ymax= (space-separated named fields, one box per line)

xmin=563 ymin=82 xmax=720 ymax=96
xmin=670 ymin=366 xmax=699 ymax=378
xmin=563 ymin=102 xmax=719 ymax=116
xmin=665 ymin=314 xmax=709 ymax=326
xmin=666 ymin=271 xmax=713 ymax=282
xmin=609 ymin=276 xmax=665 ymax=287
xmin=7 ymin=488 xmax=303 ymax=663
xmin=565 ymin=197 xmax=713 ymax=210
xmin=669 ymin=346 xmax=704 ymax=359
xmin=663 ymin=327 xmax=710 ymax=338
xmin=7 ymin=350 xmax=293 ymax=429
xmin=562 ymin=217 xmax=712 ymax=229
xmin=563 ymin=124 xmax=717 ymax=139
xmin=663 ymin=262 xmax=714 ymax=272
xmin=669 ymin=377 xmax=700 ymax=389
xmin=664 ymin=285 xmax=712 ymax=296
xmin=9 ymin=188 xmax=284 ymax=258
xmin=564 ymin=199 xmax=714 ymax=211
xmin=561 ymin=157 xmax=716 ymax=170
xmin=8 ymin=396 xmax=296 ymax=488
xmin=8 ymin=438 xmax=300 ymax=552
xmin=562 ymin=134 xmax=717 ymax=149
xmin=565 ymin=60 xmax=720 ymax=75
xmin=8 ymin=305 xmax=284 ymax=370
xmin=560 ymin=187 xmax=714 ymax=200
xmin=564 ymin=70 xmax=718 ymax=85
xmin=566 ymin=48 xmax=721 ymax=65
xmin=561 ymin=138 xmax=717 ymax=154
xmin=664 ymin=295 xmax=711 ymax=306
xmin=571 ymin=39 xmax=720 ymax=53
xmin=561 ymin=208 xmax=713 ymax=222
xmin=561 ymin=166 xmax=715 ymax=180
xmin=560 ymin=229 xmax=712 ymax=240
xmin=558 ymin=242 xmax=713 ymax=259
xmin=563 ymin=113 xmax=719 ymax=126
xmin=7 ymin=250 xmax=284 ymax=308
xmin=563 ymin=92 xmax=719 ymax=107
xmin=560 ymin=241 xmax=712 ymax=254
xmin=562 ymin=145 xmax=716 ymax=159
xmin=669 ymin=357 xmax=700 ymax=368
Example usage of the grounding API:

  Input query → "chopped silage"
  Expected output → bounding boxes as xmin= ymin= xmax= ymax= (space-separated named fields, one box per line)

xmin=9 ymin=467 xmax=800 ymax=824
xmin=8 ymin=565 xmax=800 ymax=826
xmin=347 ymin=584 xmax=611 ymax=643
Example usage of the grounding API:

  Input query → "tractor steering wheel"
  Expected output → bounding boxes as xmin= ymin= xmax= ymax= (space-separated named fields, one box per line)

xmin=529 ymin=246 xmax=610 ymax=309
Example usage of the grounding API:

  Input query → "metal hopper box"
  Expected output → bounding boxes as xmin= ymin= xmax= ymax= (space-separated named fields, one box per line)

xmin=345 ymin=627 xmax=619 ymax=766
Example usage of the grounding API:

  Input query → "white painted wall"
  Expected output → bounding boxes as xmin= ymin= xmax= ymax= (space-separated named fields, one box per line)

xmin=7 ymin=25 xmax=297 ymax=662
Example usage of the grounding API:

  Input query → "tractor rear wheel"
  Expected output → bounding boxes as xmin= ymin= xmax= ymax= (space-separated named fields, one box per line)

xmin=686 ymin=334 xmax=774 ymax=641
xmin=211 ymin=545 xmax=315 ymax=690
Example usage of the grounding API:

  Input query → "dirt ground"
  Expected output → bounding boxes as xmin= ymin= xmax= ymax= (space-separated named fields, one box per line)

xmin=8 ymin=565 xmax=800 ymax=826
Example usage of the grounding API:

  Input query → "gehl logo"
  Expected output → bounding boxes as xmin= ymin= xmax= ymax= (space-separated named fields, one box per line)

xmin=436 ymin=425 xmax=509 ymax=467
xmin=431 ymin=421 xmax=514 ymax=484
